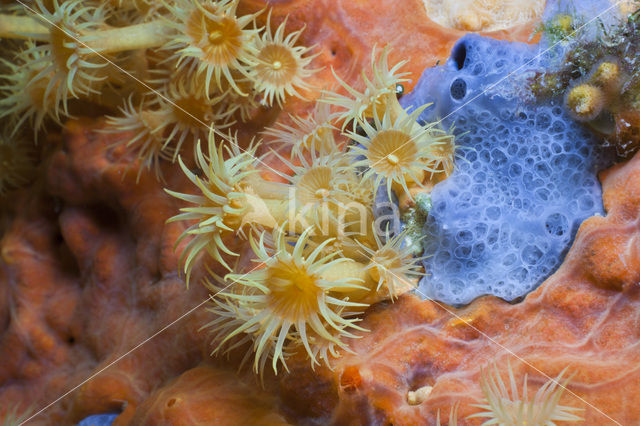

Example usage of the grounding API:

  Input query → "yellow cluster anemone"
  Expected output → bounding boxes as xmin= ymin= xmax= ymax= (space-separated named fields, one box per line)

xmin=347 ymin=104 xmax=455 ymax=199
xmin=272 ymin=150 xmax=352 ymax=231
xmin=262 ymin=102 xmax=338 ymax=160
xmin=161 ymin=44 xmax=456 ymax=373
xmin=469 ymin=362 xmax=584 ymax=424
xmin=0 ymin=43 xmax=60 ymax=134
xmin=163 ymin=0 xmax=262 ymax=96
xmin=250 ymin=12 xmax=318 ymax=107
xmin=322 ymin=46 xmax=410 ymax=128
xmin=165 ymin=130 xmax=259 ymax=282
xmin=104 ymin=96 xmax=171 ymax=182
xmin=0 ymin=0 xmax=322 ymax=184
xmin=358 ymin=228 xmax=425 ymax=300
xmin=27 ymin=0 xmax=109 ymax=115
xmin=161 ymin=78 xmax=235 ymax=158
xmin=0 ymin=0 xmax=457 ymax=375
xmin=208 ymin=226 xmax=366 ymax=374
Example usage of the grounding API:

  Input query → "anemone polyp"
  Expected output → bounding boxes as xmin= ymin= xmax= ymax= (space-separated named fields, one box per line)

xmin=250 ymin=12 xmax=318 ymax=106
xmin=211 ymin=226 xmax=366 ymax=374
xmin=105 ymin=97 xmax=172 ymax=182
xmin=272 ymin=151 xmax=351 ymax=231
xmin=357 ymin=229 xmax=423 ymax=300
xmin=26 ymin=0 xmax=108 ymax=113
xmin=162 ymin=79 xmax=234 ymax=160
xmin=165 ymin=0 xmax=261 ymax=96
xmin=165 ymin=129 xmax=258 ymax=282
xmin=262 ymin=102 xmax=338 ymax=160
xmin=347 ymin=103 xmax=454 ymax=199
xmin=469 ymin=362 xmax=584 ymax=424
xmin=565 ymin=83 xmax=605 ymax=122
xmin=0 ymin=44 xmax=60 ymax=134
xmin=322 ymin=46 xmax=410 ymax=127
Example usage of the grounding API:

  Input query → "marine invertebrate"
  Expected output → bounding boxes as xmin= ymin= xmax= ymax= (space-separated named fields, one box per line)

xmin=104 ymin=96 xmax=171 ymax=181
xmin=358 ymin=228 xmax=424 ymax=300
xmin=210 ymin=226 xmax=366 ymax=374
xmin=469 ymin=362 xmax=584 ymax=425
xmin=347 ymin=104 xmax=453 ymax=199
xmin=403 ymin=33 xmax=614 ymax=305
xmin=161 ymin=78 xmax=235 ymax=159
xmin=250 ymin=12 xmax=318 ymax=106
xmin=274 ymin=150 xmax=352 ymax=230
xmin=322 ymin=46 xmax=410 ymax=128
xmin=163 ymin=0 xmax=262 ymax=96
xmin=165 ymin=130 xmax=259 ymax=280
xmin=0 ymin=43 xmax=59 ymax=134
xmin=564 ymin=83 xmax=605 ymax=122
xmin=24 ymin=0 xmax=109 ymax=115
xmin=158 ymin=38 xmax=455 ymax=373
xmin=262 ymin=100 xmax=338 ymax=160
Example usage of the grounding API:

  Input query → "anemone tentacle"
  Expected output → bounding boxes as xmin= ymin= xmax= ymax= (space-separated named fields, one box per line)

xmin=208 ymin=226 xmax=367 ymax=374
xmin=347 ymin=103 xmax=454 ymax=200
xmin=162 ymin=0 xmax=262 ymax=97
xmin=249 ymin=11 xmax=319 ymax=107
xmin=166 ymin=129 xmax=259 ymax=283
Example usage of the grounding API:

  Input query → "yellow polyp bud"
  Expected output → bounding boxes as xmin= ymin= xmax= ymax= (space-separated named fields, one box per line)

xmin=386 ymin=154 xmax=399 ymax=165
xmin=272 ymin=60 xmax=282 ymax=70
xmin=208 ymin=30 xmax=223 ymax=43
xmin=554 ymin=14 xmax=573 ymax=33
xmin=565 ymin=84 xmax=605 ymax=121
xmin=591 ymin=61 xmax=620 ymax=89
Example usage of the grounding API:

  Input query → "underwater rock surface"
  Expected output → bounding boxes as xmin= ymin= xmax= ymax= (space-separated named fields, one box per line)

xmin=280 ymin=149 xmax=640 ymax=424
xmin=1 ymin=0 xmax=542 ymax=422
xmin=402 ymin=33 xmax=615 ymax=305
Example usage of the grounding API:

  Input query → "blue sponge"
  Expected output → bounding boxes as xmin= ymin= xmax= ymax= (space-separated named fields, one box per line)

xmin=401 ymin=33 xmax=615 ymax=305
xmin=77 ymin=413 xmax=118 ymax=426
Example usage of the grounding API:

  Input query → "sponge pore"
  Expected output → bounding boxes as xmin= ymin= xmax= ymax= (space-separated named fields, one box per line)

xmin=401 ymin=34 xmax=614 ymax=305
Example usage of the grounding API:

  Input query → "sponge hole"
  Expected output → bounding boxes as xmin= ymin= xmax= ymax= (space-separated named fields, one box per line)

xmin=451 ymin=42 xmax=467 ymax=70
xmin=545 ymin=213 xmax=569 ymax=237
xmin=450 ymin=78 xmax=467 ymax=100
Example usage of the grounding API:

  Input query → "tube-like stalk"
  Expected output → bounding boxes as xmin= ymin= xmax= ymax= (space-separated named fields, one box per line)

xmin=0 ymin=15 xmax=168 ymax=54
xmin=0 ymin=15 xmax=48 ymax=41
xmin=320 ymin=259 xmax=369 ymax=287
xmin=84 ymin=21 xmax=168 ymax=54
xmin=242 ymin=173 xmax=288 ymax=199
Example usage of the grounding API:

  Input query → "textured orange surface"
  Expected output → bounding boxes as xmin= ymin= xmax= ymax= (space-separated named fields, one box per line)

xmin=240 ymin=0 xmax=537 ymax=97
xmin=130 ymin=366 xmax=289 ymax=425
xmin=0 ymin=1 xmax=572 ymax=425
xmin=279 ymin=152 xmax=640 ymax=425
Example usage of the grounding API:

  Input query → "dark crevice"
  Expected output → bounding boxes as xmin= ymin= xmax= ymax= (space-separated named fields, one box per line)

xmin=451 ymin=41 xmax=467 ymax=70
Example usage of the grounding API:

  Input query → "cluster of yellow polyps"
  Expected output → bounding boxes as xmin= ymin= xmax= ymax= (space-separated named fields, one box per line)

xmin=0 ymin=0 xmax=317 ymax=180
xmin=167 ymin=47 xmax=458 ymax=375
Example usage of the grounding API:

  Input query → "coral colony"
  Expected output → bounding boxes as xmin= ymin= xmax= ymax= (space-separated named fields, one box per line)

xmin=1 ymin=0 xmax=640 ymax=422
